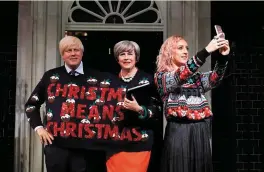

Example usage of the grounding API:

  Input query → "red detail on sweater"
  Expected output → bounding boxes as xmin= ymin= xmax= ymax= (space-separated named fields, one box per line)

xmin=115 ymin=106 xmax=124 ymax=121
xmin=68 ymin=85 xmax=80 ymax=99
xmin=80 ymin=86 xmax=86 ymax=99
xmin=78 ymin=123 xmax=84 ymax=138
xmin=204 ymin=108 xmax=211 ymax=117
xmin=60 ymin=103 xmax=68 ymax=116
xmin=166 ymin=106 xmax=212 ymax=120
xmin=210 ymin=72 xmax=218 ymax=83
xmin=55 ymin=83 xmax=68 ymax=97
xmin=120 ymin=128 xmax=133 ymax=141
xmin=179 ymin=68 xmax=192 ymax=80
xmin=102 ymin=105 xmax=114 ymax=120
xmin=88 ymin=105 xmax=99 ymax=120
xmin=53 ymin=122 xmax=65 ymax=136
xmin=107 ymin=88 xmax=123 ymax=102
xmin=47 ymin=121 xmax=144 ymax=141
xmin=46 ymin=122 xmax=54 ymax=133
xmin=86 ymin=87 xmax=97 ymax=100
xmin=65 ymin=122 xmax=77 ymax=137
xmin=104 ymin=124 xmax=119 ymax=140
xmin=95 ymin=124 xmax=105 ymax=139
xmin=69 ymin=103 xmax=75 ymax=117
xmin=76 ymin=104 xmax=86 ymax=119
xmin=100 ymin=88 xmax=109 ymax=101
xmin=132 ymin=128 xmax=142 ymax=141
xmin=47 ymin=84 xmax=55 ymax=96
xmin=84 ymin=124 xmax=96 ymax=139
xmin=60 ymin=102 xmax=75 ymax=117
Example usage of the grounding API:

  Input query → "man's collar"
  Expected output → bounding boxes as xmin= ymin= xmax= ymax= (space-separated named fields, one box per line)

xmin=65 ymin=61 xmax=84 ymax=74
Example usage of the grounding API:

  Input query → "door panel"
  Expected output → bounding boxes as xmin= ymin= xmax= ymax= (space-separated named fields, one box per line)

xmin=71 ymin=31 xmax=163 ymax=74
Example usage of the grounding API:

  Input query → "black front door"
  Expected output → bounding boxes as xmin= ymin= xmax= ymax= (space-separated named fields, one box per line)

xmin=70 ymin=31 xmax=163 ymax=74
xmin=0 ymin=2 xmax=18 ymax=172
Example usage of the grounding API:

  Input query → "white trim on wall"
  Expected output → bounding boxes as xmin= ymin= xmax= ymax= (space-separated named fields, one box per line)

xmin=64 ymin=0 xmax=165 ymax=31
xmin=66 ymin=23 xmax=164 ymax=31
xmin=61 ymin=0 xmax=167 ymax=67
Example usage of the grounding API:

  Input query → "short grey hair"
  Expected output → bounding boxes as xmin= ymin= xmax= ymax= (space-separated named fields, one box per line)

xmin=113 ymin=40 xmax=140 ymax=61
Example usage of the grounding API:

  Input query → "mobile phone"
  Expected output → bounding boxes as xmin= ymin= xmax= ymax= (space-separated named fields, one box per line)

xmin=214 ymin=25 xmax=225 ymax=38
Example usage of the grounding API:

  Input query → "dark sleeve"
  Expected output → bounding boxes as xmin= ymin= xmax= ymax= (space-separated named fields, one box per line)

xmin=200 ymin=52 xmax=229 ymax=92
xmin=25 ymin=72 xmax=47 ymax=129
xmin=138 ymin=78 xmax=162 ymax=121
xmin=139 ymin=97 xmax=162 ymax=121
xmin=154 ymin=48 xmax=210 ymax=98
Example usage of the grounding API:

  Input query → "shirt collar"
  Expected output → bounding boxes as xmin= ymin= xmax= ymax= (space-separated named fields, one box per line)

xmin=65 ymin=61 xmax=84 ymax=74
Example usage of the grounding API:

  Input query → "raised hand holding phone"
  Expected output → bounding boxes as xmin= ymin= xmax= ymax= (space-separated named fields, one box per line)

xmin=214 ymin=25 xmax=230 ymax=55
xmin=219 ymin=40 xmax=230 ymax=55
xmin=205 ymin=35 xmax=227 ymax=53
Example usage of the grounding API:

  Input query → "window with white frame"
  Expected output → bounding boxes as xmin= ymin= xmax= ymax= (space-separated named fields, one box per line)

xmin=68 ymin=0 xmax=162 ymax=24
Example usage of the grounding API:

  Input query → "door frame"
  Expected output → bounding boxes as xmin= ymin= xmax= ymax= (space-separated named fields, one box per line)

xmin=61 ymin=0 xmax=167 ymax=138
xmin=61 ymin=0 xmax=167 ymax=51
xmin=61 ymin=0 xmax=167 ymax=73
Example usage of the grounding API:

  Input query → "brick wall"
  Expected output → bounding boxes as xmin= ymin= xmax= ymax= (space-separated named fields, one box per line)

xmin=0 ymin=1 xmax=18 ymax=170
xmin=211 ymin=47 xmax=236 ymax=172
xmin=233 ymin=47 xmax=263 ymax=172
xmin=211 ymin=2 xmax=264 ymax=171
xmin=211 ymin=43 xmax=264 ymax=172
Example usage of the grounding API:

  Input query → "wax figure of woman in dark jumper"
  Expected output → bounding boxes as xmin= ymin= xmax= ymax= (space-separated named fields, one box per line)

xmin=106 ymin=40 xmax=162 ymax=172
xmin=155 ymin=34 xmax=230 ymax=172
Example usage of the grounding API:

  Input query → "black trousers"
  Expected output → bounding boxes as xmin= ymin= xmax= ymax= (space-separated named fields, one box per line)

xmin=44 ymin=145 xmax=106 ymax=172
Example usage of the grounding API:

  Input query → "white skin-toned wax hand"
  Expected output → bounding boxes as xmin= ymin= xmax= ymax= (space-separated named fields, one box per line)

xmin=36 ymin=127 xmax=54 ymax=145
xmin=123 ymin=95 xmax=142 ymax=113
xmin=205 ymin=33 xmax=230 ymax=56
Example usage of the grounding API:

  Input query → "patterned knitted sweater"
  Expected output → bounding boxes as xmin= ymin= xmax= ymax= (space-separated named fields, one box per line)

xmin=155 ymin=48 xmax=228 ymax=121
xmin=25 ymin=66 xmax=161 ymax=152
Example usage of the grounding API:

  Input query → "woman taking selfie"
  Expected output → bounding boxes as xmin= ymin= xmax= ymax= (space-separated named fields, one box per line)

xmin=155 ymin=34 xmax=230 ymax=172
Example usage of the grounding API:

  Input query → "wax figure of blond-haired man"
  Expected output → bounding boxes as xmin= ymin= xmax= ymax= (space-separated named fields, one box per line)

xmin=25 ymin=36 xmax=106 ymax=172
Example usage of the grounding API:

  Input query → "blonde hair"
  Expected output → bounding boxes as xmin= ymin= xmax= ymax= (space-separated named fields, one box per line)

xmin=156 ymin=35 xmax=185 ymax=72
xmin=59 ymin=36 xmax=84 ymax=56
